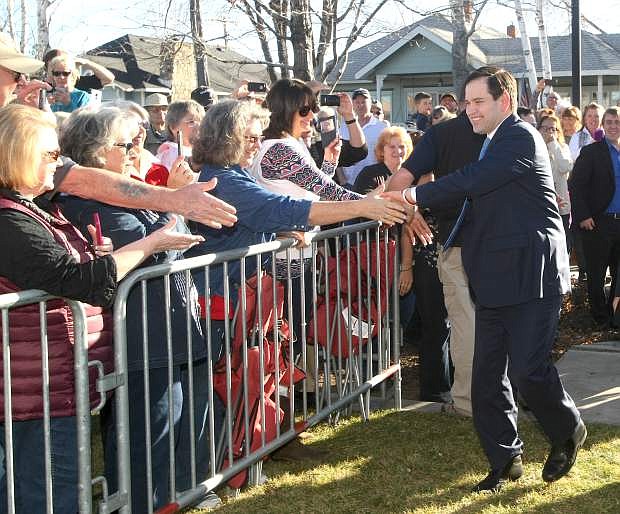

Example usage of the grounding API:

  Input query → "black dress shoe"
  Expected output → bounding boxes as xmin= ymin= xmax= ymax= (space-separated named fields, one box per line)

xmin=472 ymin=455 xmax=523 ymax=493
xmin=542 ymin=420 xmax=587 ymax=483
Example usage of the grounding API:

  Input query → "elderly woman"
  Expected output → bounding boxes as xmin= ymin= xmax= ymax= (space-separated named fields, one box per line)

xmin=156 ymin=99 xmax=205 ymax=176
xmin=47 ymin=54 xmax=90 ymax=113
xmin=568 ymin=102 xmax=604 ymax=160
xmin=561 ymin=106 xmax=582 ymax=141
xmin=58 ymin=106 xmax=218 ymax=511
xmin=188 ymin=99 xmax=405 ymax=303
xmin=0 ymin=105 xmax=201 ymax=512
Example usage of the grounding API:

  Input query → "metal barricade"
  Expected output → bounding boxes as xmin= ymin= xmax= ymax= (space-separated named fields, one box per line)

xmin=0 ymin=290 xmax=99 ymax=514
xmin=110 ymin=220 xmax=401 ymax=513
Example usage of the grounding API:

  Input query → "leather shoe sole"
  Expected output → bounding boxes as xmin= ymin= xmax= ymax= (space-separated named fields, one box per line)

xmin=472 ymin=454 xmax=523 ymax=493
xmin=542 ymin=420 xmax=587 ymax=483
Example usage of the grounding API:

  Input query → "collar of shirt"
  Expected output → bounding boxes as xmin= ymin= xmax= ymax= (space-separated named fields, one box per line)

xmin=486 ymin=113 xmax=512 ymax=141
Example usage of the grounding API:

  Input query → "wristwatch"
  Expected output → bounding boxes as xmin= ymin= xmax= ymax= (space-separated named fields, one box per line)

xmin=345 ymin=117 xmax=357 ymax=125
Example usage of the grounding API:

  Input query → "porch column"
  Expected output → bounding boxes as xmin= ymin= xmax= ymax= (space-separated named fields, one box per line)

xmin=597 ymin=74 xmax=604 ymax=105
xmin=376 ymin=74 xmax=386 ymax=100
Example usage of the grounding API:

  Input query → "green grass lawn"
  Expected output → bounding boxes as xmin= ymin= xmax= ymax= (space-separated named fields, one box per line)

xmin=192 ymin=410 xmax=620 ymax=514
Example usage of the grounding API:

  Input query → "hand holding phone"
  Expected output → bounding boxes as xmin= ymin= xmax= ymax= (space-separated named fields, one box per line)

xmin=177 ymin=130 xmax=183 ymax=156
xmin=92 ymin=213 xmax=104 ymax=245
xmin=320 ymin=94 xmax=340 ymax=107
xmin=247 ymin=82 xmax=267 ymax=93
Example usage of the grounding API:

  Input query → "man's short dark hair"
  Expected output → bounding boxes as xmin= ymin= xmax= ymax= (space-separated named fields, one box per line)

xmin=517 ymin=106 xmax=533 ymax=118
xmin=414 ymin=92 xmax=432 ymax=103
xmin=464 ymin=66 xmax=517 ymax=110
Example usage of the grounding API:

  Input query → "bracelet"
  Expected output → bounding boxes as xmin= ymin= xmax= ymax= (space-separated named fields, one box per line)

xmin=399 ymin=265 xmax=412 ymax=272
xmin=345 ymin=117 xmax=357 ymax=125
xmin=401 ymin=188 xmax=415 ymax=206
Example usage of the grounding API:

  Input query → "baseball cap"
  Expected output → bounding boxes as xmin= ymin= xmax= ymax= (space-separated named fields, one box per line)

xmin=352 ymin=88 xmax=370 ymax=99
xmin=440 ymin=92 xmax=458 ymax=102
xmin=143 ymin=93 xmax=169 ymax=108
xmin=0 ymin=32 xmax=44 ymax=75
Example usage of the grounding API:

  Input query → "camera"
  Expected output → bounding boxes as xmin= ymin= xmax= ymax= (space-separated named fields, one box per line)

xmin=191 ymin=86 xmax=214 ymax=107
xmin=320 ymin=94 xmax=340 ymax=107
xmin=247 ymin=82 xmax=267 ymax=93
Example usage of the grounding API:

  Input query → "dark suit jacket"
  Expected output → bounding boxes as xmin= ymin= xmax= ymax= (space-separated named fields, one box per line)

xmin=568 ymin=140 xmax=615 ymax=224
xmin=415 ymin=114 xmax=570 ymax=308
xmin=403 ymin=112 xmax=485 ymax=244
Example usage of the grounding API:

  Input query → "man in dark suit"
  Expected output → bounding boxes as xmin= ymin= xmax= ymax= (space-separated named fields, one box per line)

xmin=384 ymin=66 xmax=585 ymax=492
xmin=569 ymin=106 xmax=620 ymax=325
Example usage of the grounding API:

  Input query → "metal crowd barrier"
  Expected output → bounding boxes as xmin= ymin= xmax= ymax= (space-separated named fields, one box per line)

xmin=0 ymin=221 xmax=402 ymax=514
xmin=0 ymin=290 xmax=98 ymax=514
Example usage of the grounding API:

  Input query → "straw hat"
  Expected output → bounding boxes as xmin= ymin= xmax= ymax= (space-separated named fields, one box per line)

xmin=0 ymin=32 xmax=44 ymax=75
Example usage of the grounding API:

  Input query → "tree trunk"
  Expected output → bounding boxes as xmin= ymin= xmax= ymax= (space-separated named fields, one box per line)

xmin=6 ymin=0 xmax=15 ymax=40
xmin=19 ymin=0 xmax=26 ymax=52
xmin=289 ymin=0 xmax=314 ymax=80
xmin=450 ymin=0 xmax=469 ymax=98
xmin=36 ymin=0 xmax=52 ymax=59
xmin=270 ymin=0 xmax=290 ymax=79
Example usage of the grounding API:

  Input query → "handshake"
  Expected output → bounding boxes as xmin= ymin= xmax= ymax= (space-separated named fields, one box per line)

xmin=379 ymin=188 xmax=434 ymax=246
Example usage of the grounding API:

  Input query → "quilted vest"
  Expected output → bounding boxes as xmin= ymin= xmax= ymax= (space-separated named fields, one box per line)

xmin=0 ymin=197 xmax=113 ymax=421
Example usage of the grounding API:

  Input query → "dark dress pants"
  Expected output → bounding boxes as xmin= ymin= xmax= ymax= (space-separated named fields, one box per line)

xmin=582 ymin=216 xmax=620 ymax=323
xmin=472 ymin=295 xmax=581 ymax=470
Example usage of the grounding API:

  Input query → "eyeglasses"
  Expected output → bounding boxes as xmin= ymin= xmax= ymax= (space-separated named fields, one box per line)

xmin=0 ymin=65 xmax=22 ymax=83
xmin=52 ymin=71 xmax=72 ymax=78
xmin=540 ymin=126 xmax=559 ymax=132
xmin=113 ymin=142 xmax=135 ymax=154
xmin=244 ymin=135 xmax=264 ymax=145
xmin=298 ymin=104 xmax=320 ymax=117
xmin=42 ymin=149 xmax=61 ymax=162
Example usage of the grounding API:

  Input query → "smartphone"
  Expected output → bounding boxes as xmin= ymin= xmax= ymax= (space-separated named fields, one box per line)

xmin=320 ymin=94 xmax=340 ymax=107
xmin=177 ymin=130 xmax=183 ymax=156
xmin=38 ymin=89 xmax=49 ymax=111
xmin=92 ymin=213 xmax=104 ymax=245
xmin=247 ymin=82 xmax=267 ymax=93
xmin=544 ymin=78 xmax=553 ymax=86
xmin=319 ymin=113 xmax=338 ymax=148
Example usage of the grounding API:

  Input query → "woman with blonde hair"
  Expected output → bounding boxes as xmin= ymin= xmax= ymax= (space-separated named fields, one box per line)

xmin=47 ymin=54 xmax=90 ymax=113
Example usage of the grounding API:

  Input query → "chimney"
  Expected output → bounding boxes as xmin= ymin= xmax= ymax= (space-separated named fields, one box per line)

xmin=507 ymin=24 xmax=516 ymax=39
xmin=464 ymin=0 xmax=473 ymax=23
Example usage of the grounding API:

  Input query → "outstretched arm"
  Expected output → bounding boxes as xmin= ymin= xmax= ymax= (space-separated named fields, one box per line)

xmin=56 ymin=164 xmax=237 ymax=228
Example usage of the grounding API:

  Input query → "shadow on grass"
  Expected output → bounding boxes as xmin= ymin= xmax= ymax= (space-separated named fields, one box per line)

xmin=206 ymin=410 xmax=620 ymax=514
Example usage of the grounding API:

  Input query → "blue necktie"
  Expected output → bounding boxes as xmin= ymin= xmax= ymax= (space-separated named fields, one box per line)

xmin=443 ymin=137 xmax=490 ymax=250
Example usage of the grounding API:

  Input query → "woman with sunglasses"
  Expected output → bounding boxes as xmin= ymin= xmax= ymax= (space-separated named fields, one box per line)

xmin=57 ymin=106 xmax=219 ymax=512
xmin=0 ymin=105 xmax=203 ymax=512
xmin=47 ymin=54 xmax=90 ymax=113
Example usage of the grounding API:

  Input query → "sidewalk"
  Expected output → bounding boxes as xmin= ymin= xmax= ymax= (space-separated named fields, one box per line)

xmin=556 ymin=340 xmax=620 ymax=426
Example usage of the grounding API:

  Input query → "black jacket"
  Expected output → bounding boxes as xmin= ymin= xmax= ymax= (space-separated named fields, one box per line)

xmin=569 ymin=140 xmax=615 ymax=224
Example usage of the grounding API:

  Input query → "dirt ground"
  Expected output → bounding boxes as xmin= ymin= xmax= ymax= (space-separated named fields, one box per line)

xmin=398 ymin=278 xmax=620 ymax=401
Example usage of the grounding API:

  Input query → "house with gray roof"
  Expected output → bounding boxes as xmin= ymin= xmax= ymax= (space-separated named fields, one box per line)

xmin=85 ymin=34 xmax=269 ymax=105
xmin=329 ymin=14 xmax=620 ymax=124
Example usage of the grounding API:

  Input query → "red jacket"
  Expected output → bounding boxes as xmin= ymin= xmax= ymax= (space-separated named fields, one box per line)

xmin=0 ymin=198 xmax=113 ymax=421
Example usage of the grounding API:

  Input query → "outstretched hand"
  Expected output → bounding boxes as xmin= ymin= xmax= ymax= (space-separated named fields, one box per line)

xmin=149 ymin=217 xmax=205 ymax=252
xmin=172 ymin=178 xmax=238 ymax=228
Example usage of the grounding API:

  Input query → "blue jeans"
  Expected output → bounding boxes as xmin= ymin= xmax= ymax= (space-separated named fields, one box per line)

xmin=0 ymin=416 xmax=79 ymax=514
xmin=103 ymin=356 xmax=224 ymax=513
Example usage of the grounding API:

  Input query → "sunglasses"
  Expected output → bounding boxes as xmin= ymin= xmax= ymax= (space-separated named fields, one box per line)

xmin=52 ymin=71 xmax=72 ymax=77
xmin=298 ymin=104 xmax=319 ymax=117
xmin=113 ymin=142 xmax=135 ymax=154
xmin=42 ymin=149 xmax=61 ymax=162
xmin=0 ymin=65 xmax=22 ymax=83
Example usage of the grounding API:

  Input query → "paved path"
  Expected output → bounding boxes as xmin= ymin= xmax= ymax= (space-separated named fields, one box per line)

xmin=556 ymin=341 xmax=620 ymax=426
xmin=400 ymin=341 xmax=620 ymax=426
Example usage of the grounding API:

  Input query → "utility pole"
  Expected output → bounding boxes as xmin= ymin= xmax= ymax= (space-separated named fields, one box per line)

xmin=190 ymin=0 xmax=209 ymax=87
xmin=571 ymin=0 xmax=581 ymax=107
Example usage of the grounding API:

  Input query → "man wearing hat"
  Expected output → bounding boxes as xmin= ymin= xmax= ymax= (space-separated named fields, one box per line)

xmin=0 ymin=32 xmax=47 ymax=108
xmin=143 ymin=92 xmax=169 ymax=154
xmin=440 ymin=92 xmax=459 ymax=114
xmin=338 ymin=87 xmax=388 ymax=187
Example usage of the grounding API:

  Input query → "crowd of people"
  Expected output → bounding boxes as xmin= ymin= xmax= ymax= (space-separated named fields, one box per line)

xmin=0 ymin=26 xmax=613 ymax=511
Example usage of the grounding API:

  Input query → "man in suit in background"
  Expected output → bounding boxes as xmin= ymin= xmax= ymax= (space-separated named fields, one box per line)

xmin=569 ymin=106 xmax=620 ymax=326
xmin=384 ymin=66 xmax=585 ymax=492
